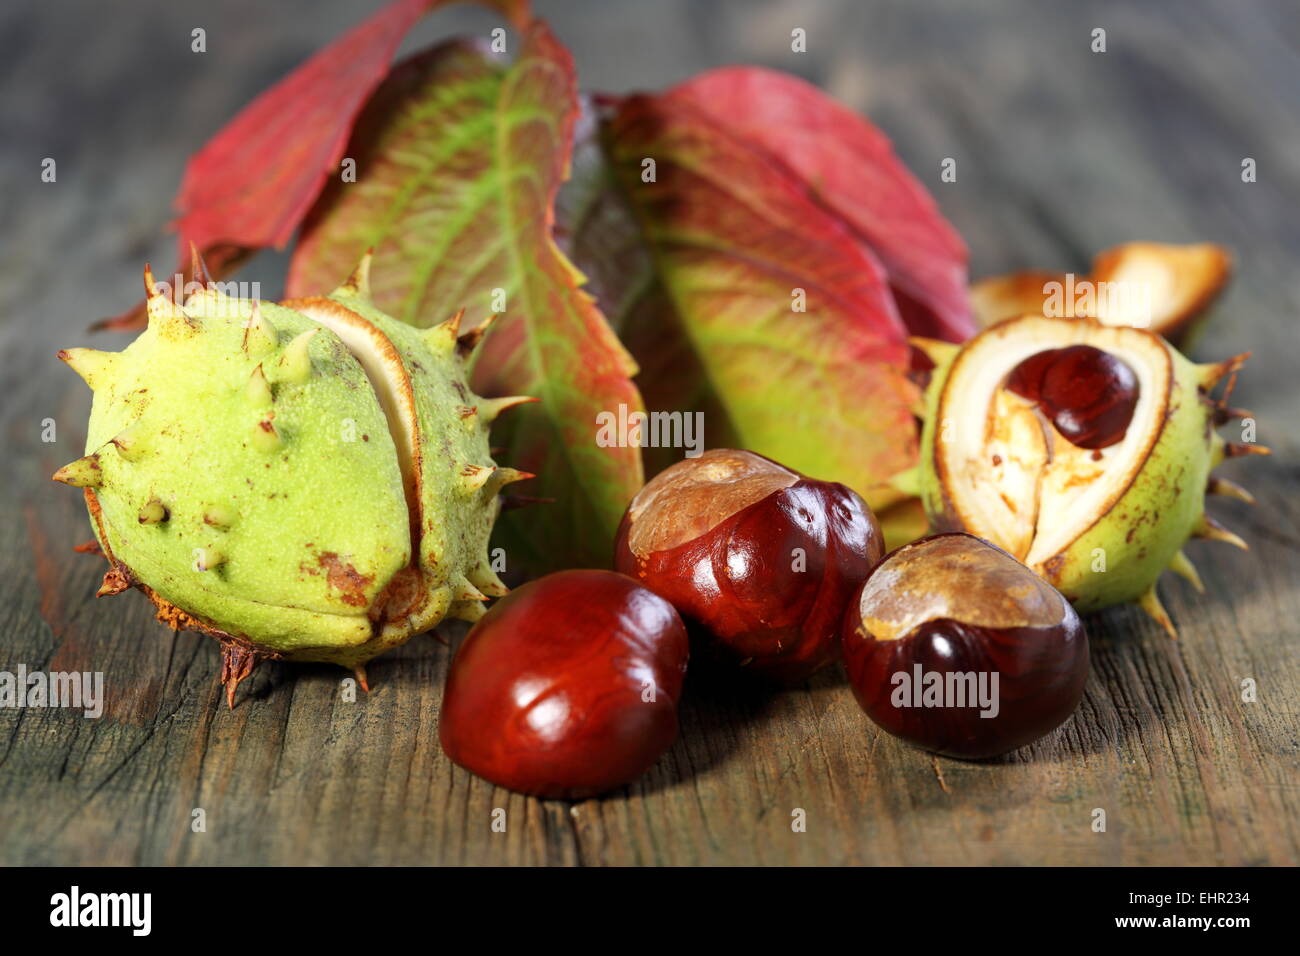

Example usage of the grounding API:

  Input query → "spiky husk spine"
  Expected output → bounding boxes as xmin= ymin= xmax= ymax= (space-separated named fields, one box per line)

xmin=54 ymin=252 xmax=534 ymax=705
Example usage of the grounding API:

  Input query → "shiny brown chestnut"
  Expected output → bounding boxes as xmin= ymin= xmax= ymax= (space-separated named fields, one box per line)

xmin=614 ymin=448 xmax=884 ymax=683
xmin=439 ymin=570 xmax=689 ymax=799
xmin=840 ymin=533 xmax=1088 ymax=758
xmin=1006 ymin=344 xmax=1140 ymax=449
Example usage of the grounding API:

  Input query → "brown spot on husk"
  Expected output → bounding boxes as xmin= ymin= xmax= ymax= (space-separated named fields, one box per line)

xmin=370 ymin=565 xmax=424 ymax=625
xmin=318 ymin=552 xmax=374 ymax=607
xmin=1043 ymin=554 xmax=1066 ymax=580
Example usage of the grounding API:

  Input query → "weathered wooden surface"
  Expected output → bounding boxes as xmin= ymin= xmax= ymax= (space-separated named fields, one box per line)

xmin=1 ymin=0 xmax=1297 ymax=865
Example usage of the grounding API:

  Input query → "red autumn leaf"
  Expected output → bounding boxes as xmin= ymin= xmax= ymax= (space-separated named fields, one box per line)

xmin=558 ymin=90 xmax=919 ymax=511
xmin=665 ymin=67 xmax=973 ymax=342
xmin=287 ymin=25 xmax=645 ymax=572
xmin=96 ymin=0 xmax=529 ymax=330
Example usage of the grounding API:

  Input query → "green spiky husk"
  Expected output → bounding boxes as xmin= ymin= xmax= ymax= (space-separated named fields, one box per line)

xmin=56 ymin=261 xmax=522 ymax=698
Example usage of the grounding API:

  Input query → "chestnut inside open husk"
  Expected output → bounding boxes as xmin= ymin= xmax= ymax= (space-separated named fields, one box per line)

xmin=1006 ymin=344 xmax=1140 ymax=449
xmin=439 ymin=570 xmax=689 ymax=799
xmin=840 ymin=532 xmax=1088 ymax=758
xmin=614 ymin=449 xmax=884 ymax=683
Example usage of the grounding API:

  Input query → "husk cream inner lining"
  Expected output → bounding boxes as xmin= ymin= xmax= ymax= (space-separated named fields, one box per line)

xmin=285 ymin=298 xmax=423 ymax=559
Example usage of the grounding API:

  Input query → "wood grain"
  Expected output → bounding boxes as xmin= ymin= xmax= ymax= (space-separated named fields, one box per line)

xmin=1 ymin=0 xmax=1296 ymax=865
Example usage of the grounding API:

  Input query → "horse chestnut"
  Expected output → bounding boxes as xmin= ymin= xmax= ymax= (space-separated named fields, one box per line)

xmin=614 ymin=449 xmax=884 ymax=682
xmin=438 ymin=570 xmax=689 ymax=799
xmin=840 ymin=533 xmax=1088 ymax=758
xmin=1006 ymin=344 xmax=1139 ymax=449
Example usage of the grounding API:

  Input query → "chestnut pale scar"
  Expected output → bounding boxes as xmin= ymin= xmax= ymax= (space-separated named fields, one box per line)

xmin=625 ymin=448 xmax=798 ymax=556
xmin=856 ymin=534 xmax=1068 ymax=641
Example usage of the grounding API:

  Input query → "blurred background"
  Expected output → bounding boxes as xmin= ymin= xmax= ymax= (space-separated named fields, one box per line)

xmin=3 ymin=0 xmax=1297 ymax=355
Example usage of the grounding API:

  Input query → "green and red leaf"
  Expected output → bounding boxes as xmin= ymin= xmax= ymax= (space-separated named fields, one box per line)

xmin=664 ymin=67 xmax=973 ymax=342
xmin=289 ymin=23 xmax=645 ymax=572
xmin=98 ymin=0 xmax=528 ymax=330
xmin=558 ymin=90 xmax=921 ymax=510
